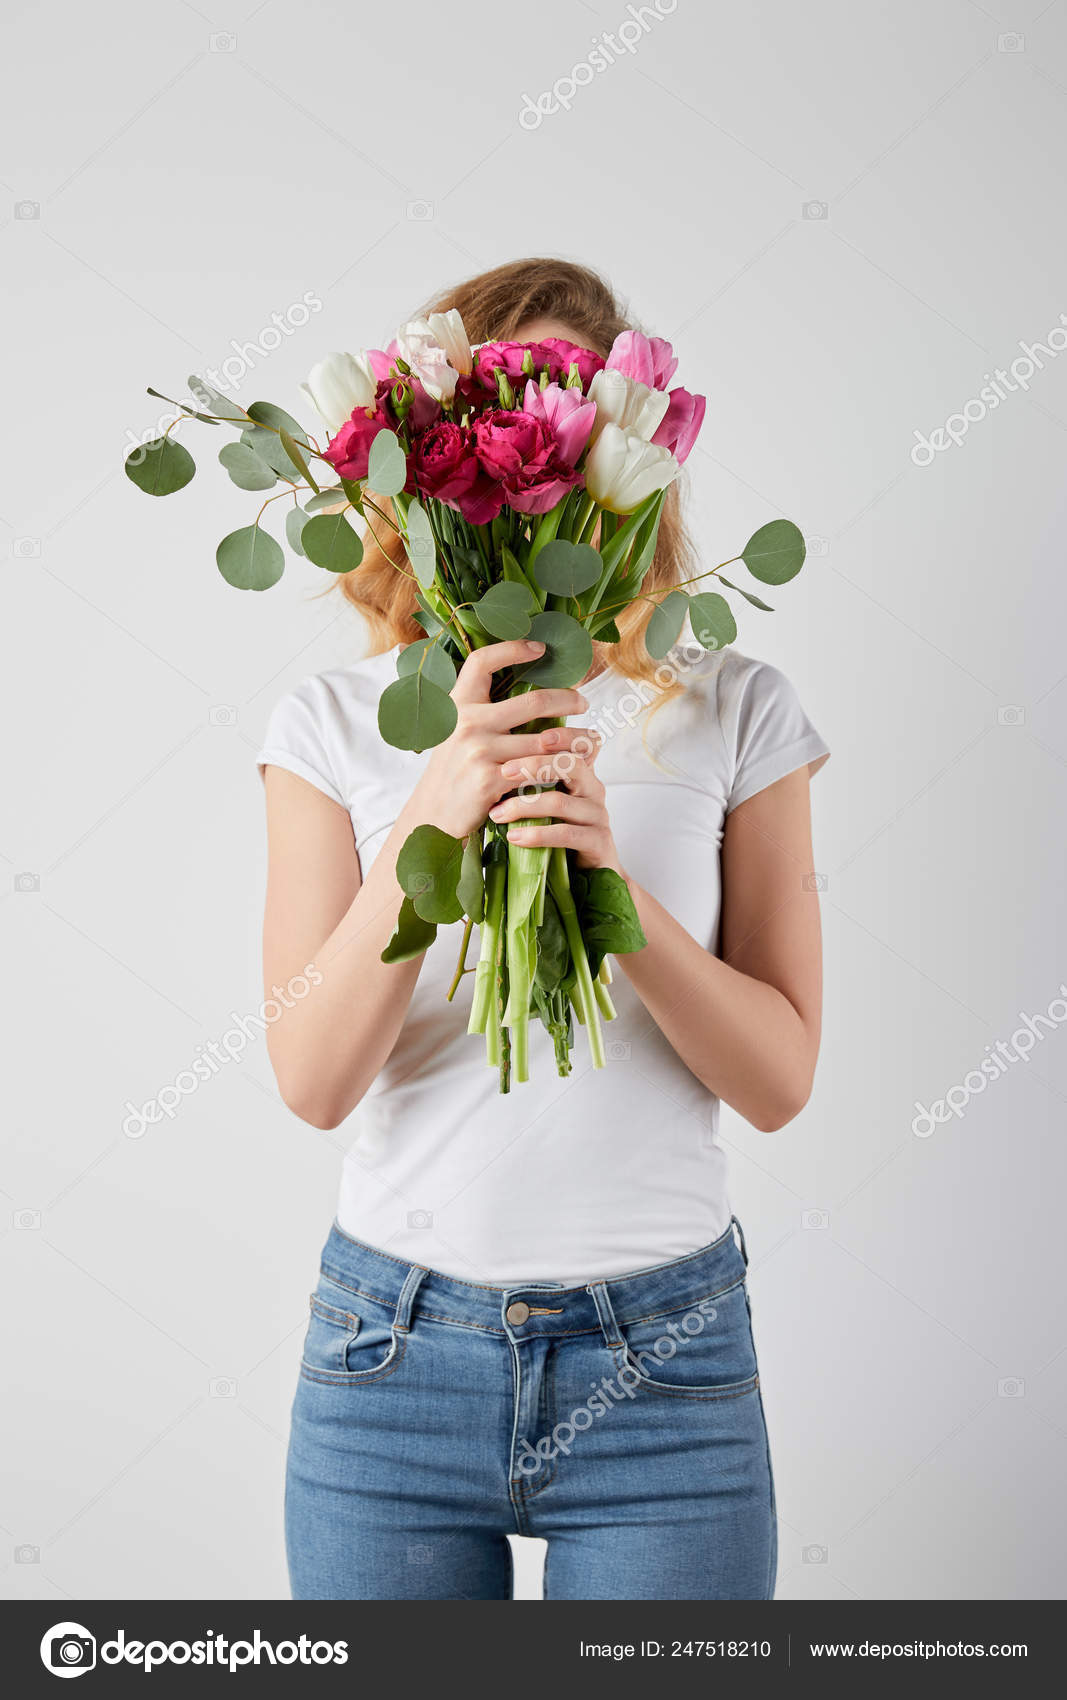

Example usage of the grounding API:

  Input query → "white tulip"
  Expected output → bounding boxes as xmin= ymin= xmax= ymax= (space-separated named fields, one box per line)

xmin=426 ymin=309 xmax=472 ymax=376
xmin=584 ymin=422 xmax=680 ymax=513
xmin=300 ymin=352 xmax=377 ymax=435
xmin=587 ymin=368 xmax=670 ymax=444
xmin=394 ymin=315 xmax=465 ymax=403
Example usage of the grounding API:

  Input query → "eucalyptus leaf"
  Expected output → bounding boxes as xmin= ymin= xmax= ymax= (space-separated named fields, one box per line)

xmin=216 ymin=525 xmax=285 ymax=591
xmin=531 ymin=539 xmax=602 ymax=599
xmin=146 ymin=387 xmax=218 ymax=425
xmin=475 ymin=581 xmax=536 ymax=640
xmin=514 ymin=610 xmax=594 ymax=689
xmin=301 ymin=511 xmax=364 ymax=573
xmin=285 ymin=506 xmax=310 ymax=557
xmin=457 ymin=832 xmax=486 ymax=923
xmin=241 ymin=424 xmax=302 ymax=480
xmin=397 ymin=636 xmax=458 ymax=692
xmin=381 ymin=896 xmax=438 ymax=964
xmin=378 ymin=672 xmax=458 ymax=752
xmin=279 ymin=429 xmax=319 ymax=492
xmin=742 ymin=518 xmax=806 ymax=585
xmin=689 ymin=590 xmax=737 ymax=651
xmin=125 ymin=437 xmax=196 ymax=497
xmin=719 ymin=574 xmax=774 ymax=612
xmin=645 ymin=589 xmax=689 ymax=660
xmin=218 ymin=441 xmax=277 ymax=491
xmin=396 ymin=825 xmax=465 ymax=924
xmin=401 ymin=497 xmax=437 ymax=586
xmin=187 ymin=375 xmax=249 ymax=423
xmin=367 ymin=428 xmax=408 ymax=498
xmin=304 ymin=487 xmax=346 ymax=514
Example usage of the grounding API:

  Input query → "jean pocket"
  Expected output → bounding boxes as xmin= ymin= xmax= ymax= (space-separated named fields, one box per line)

xmin=611 ymin=1278 xmax=759 ymax=1400
xmin=299 ymin=1274 xmax=406 ymax=1386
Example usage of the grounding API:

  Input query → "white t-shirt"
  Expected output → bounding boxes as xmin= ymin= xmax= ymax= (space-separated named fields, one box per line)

xmin=258 ymin=641 xmax=829 ymax=1284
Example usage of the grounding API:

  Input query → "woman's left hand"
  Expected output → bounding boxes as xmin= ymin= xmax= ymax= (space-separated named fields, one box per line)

xmin=487 ymin=728 xmax=625 ymax=877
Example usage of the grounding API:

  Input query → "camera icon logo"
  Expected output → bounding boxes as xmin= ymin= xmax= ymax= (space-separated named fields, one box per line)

xmin=210 ymin=31 xmax=237 ymax=51
xmin=14 ymin=1208 xmax=41 ymax=1230
xmin=802 ymin=201 xmax=829 ymax=220
xmin=15 ymin=200 xmax=40 ymax=220
xmin=208 ymin=704 xmax=238 ymax=727
xmin=996 ymin=705 xmax=1025 ymax=727
xmin=16 ymin=1542 xmax=40 ymax=1562
xmin=15 ymin=872 xmax=40 ymax=893
xmin=997 ymin=1376 xmax=1025 ymax=1398
xmin=997 ymin=32 xmax=1024 ymax=52
xmin=803 ymin=1543 xmax=829 ymax=1564
xmin=807 ymin=535 xmax=830 ymax=557
xmin=803 ymin=872 xmax=828 ymax=892
xmin=209 ymin=1377 xmax=237 ymax=1398
xmin=407 ymin=1209 xmax=433 ymax=1229
xmin=15 ymin=537 xmax=41 ymax=557
xmin=40 ymin=1622 xmax=96 ymax=1678
xmin=606 ymin=1040 xmax=631 ymax=1060
xmin=803 ymin=1209 xmax=829 ymax=1230
xmin=406 ymin=200 xmax=434 ymax=221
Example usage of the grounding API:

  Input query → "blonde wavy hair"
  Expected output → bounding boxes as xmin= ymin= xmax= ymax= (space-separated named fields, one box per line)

xmin=336 ymin=257 xmax=695 ymax=695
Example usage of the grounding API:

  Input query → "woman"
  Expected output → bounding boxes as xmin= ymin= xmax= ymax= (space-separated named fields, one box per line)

xmin=259 ymin=258 xmax=829 ymax=1601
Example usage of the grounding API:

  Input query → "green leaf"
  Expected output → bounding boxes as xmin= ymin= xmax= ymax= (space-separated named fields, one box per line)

xmin=397 ymin=635 xmax=457 ymax=692
xmin=591 ymin=616 xmax=621 ymax=643
xmin=301 ymin=511 xmax=364 ymax=574
xmin=246 ymin=401 xmax=311 ymax=445
xmin=285 ymin=506 xmax=310 ymax=557
xmin=514 ymin=610 xmax=594 ymax=689
xmin=125 ymin=437 xmax=196 ymax=497
xmin=572 ymin=867 xmax=648 ymax=977
xmin=242 ymin=403 xmax=312 ymax=480
xmin=381 ymin=896 xmax=438 ymax=964
xmin=475 ymin=581 xmax=537 ymax=640
xmin=719 ymin=574 xmax=774 ymax=612
xmin=457 ymin=832 xmax=485 ymax=923
xmin=534 ymin=890 xmax=570 ymax=996
xmin=531 ymin=539 xmax=602 ymax=599
xmin=367 ymin=428 xmax=408 ymax=498
xmin=187 ymin=375 xmax=248 ymax=423
xmin=689 ymin=590 xmax=737 ymax=651
xmin=396 ymin=824 xmax=465 ymax=924
xmin=216 ymin=525 xmax=285 ymax=591
xmin=304 ymin=487 xmax=346 ymax=514
xmin=645 ymin=589 xmax=689 ymax=659
xmin=378 ymin=672 xmax=458 ymax=752
xmin=742 ymin=518 xmax=806 ymax=585
xmin=145 ymin=387 xmax=218 ymax=425
xmin=218 ymin=441 xmax=277 ymax=491
xmin=402 ymin=497 xmax=437 ymax=587
xmin=279 ymin=429 xmax=319 ymax=493
xmin=340 ymin=476 xmax=365 ymax=513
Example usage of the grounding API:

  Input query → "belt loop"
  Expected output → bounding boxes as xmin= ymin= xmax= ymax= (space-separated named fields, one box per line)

xmin=587 ymin=1280 xmax=623 ymax=1348
xmin=732 ymin=1215 xmax=749 ymax=1268
xmin=394 ymin=1264 xmax=427 ymax=1333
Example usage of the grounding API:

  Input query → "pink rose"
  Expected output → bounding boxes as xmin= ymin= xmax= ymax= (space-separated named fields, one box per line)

xmin=536 ymin=337 xmax=604 ymax=388
xmin=651 ymin=387 xmax=706 ymax=465
xmin=411 ymin=421 xmax=482 ymax=505
xmin=324 ymin=403 xmax=391 ymax=481
xmin=606 ymin=330 xmax=678 ymax=391
xmin=472 ymin=338 xmax=604 ymax=392
xmin=467 ymin=405 xmax=584 ymax=518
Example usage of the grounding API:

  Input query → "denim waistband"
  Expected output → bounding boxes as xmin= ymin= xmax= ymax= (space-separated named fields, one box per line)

xmin=318 ymin=1218 xmax=749 ymax=1344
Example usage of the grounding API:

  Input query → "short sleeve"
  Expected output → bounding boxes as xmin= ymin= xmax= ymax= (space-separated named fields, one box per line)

xmin=718 ymin=654 xmax=829 ymax=813
xmin=257 ymin=681 xmax=346 ymax=807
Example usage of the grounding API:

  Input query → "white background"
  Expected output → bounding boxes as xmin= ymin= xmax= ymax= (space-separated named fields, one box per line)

xmin=2 ymin=0 xmax=1066 ymax=1601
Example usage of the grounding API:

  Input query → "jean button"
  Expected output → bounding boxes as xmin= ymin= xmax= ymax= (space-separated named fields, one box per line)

xmin=506 ymin=1301 xmax=530 ymax=1325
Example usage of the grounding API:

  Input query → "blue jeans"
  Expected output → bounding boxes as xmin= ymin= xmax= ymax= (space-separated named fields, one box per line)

xmin=285 ymin=1217 xmax=776 ymax=1600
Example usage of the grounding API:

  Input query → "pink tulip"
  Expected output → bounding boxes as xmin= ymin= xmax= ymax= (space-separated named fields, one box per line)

xmin=651 ymin=387 xmax=706 ymax=465
xmin=606 ymin=331 xmax=678 ymax=391
xmin=522 ymin=380 xmax=596 ymax=467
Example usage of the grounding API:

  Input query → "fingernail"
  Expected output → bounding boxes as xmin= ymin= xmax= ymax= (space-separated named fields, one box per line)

xmin=489 ymin=805 xmax=504 ymax=819
xmin=508 ymin=829 xmax=528 ymax=842
xmin=542 ymin=730 xmax=560 ymax=747
xmin=500 ymin=761 xmax=520 ymax=779
xmin=526 ymin=640 xmax=545 ymax=654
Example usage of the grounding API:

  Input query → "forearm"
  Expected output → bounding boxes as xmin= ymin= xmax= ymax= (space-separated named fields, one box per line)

xmin=618 ymin=878 xmax=816 ymax=1132
xmin=267 ymin=799 xmax=432 ymax=1128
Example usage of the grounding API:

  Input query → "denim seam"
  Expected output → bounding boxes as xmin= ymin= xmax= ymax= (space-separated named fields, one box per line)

xmin=299 ymin=1328 xmax=408 ymax=1387
xmin=610 ymin=1344 xmax=761 ymax=1402
xmin=515 ymin=1349 xmax=560 ymax=1505
xmin=615 ymin=1272 xmax=747 ymax=1329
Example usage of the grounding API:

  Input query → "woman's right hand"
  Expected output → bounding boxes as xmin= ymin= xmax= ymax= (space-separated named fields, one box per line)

xmin=403 ymin=638 xmax=593 ymax=840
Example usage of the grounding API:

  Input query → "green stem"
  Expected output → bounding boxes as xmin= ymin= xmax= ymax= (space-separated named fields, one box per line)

xmin=446 ymin=916 xmax=474 ymax=1002
xmin=469 ymin=842 xmax=506 ymax=1037
xmin=548 ymin=848 xmax=605 ymax=1070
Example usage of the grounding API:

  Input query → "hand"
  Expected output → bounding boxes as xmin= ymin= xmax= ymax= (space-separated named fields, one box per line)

xmin=403 ymin=639 xmax=593 ymax=841
xmin=487 ymin=726 xmax=625 ymax=877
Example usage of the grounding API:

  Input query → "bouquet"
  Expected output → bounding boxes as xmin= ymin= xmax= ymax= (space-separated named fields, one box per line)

xmin=127 ymin=312 xmax=807 ymax=1091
